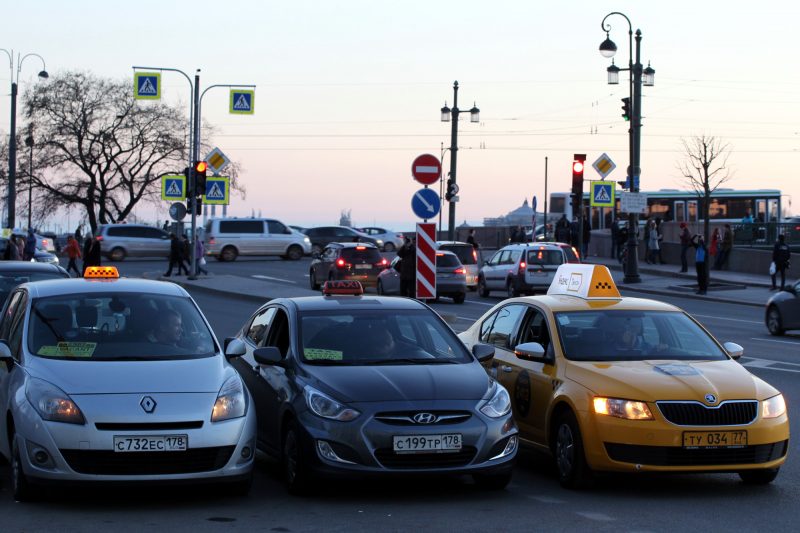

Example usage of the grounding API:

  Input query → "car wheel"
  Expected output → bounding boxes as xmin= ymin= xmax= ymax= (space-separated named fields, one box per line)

xmin=766 ymin=306 xmax=784 ymax=336
xmin=309 ymin=269 xmax=320 ymax=290
xmin=109 ymin=247 xmax=126 ymax=262
xmin=554 ymin=411 xmax=593 ymax=489
xmin=473 ymin=469 xmax=513 ymax=491
xmin=453 ymin=293 xmax=466 ymax=304
xmin=221 ymin=246 xmax=238 ymax=262
xmin=739 ymin=468 xmax=780 ymax=485
xmin=311 ymin=244 xmax=322 ymax=255
xmin=384 ymin=242 xmax=396 ymax=252
xmin=283 ymin=422 xmax=312 ymax=495
xmin=11 ymin=434 xmax=39 ymax=502
xmin=286 ymin=245 xmax=303 ymax=261
xmin=478 ymin=276 xmax=490 ymax=298
xmin=506 ymin=279 xmax=520 ymax=298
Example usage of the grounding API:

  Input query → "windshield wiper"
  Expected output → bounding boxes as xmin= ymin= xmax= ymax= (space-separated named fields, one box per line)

xmin=363 ymin=358 xmax=458 ymax=365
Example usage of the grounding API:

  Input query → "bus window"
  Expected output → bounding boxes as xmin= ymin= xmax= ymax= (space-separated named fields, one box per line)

xmin=648 ymin=200 xmax=671 ymax=221
xmin=674 ymin=201 xmax=686 ymax=222
xmin=768 ymin=199 xmax=779 ymax=222
xmin=688 ymin=201 xmax=698 ymax=222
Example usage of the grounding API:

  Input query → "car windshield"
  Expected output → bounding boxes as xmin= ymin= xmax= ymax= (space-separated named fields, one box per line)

xmin=299 ymin=309 xmax=472 ymax=365
xmin=526 ymin=249 xmax=563 ymax=266
xmin=554 ymin=310 xmax=727 ymax=361
xmin=27 ymin=292 xmax=216 ymax=361
xmin=340 ymin=248 xmax=382 ymax=263
xmin=440 ymin=245 xmax=476 ymax=265
xmin=0 ymin=271 xmax=68 ymax=304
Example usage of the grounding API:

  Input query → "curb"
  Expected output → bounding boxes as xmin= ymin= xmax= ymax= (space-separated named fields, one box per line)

xmin=618 ymin=285 xmax=765 ymax=308
xmin=146 ymin=274 xmax=272 ymax=305
xmin=599 ymin=261 xmax=774 ymax=289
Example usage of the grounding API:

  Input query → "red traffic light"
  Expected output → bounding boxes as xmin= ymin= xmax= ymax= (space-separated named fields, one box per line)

xmin=195 ymin=161 xmax=208 ymax=173
xmin=572 ymin=161 xmax=584 ymax=173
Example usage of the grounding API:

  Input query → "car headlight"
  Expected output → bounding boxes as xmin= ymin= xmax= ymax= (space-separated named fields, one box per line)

xmin=211 ymin=375 xmax=247 ymax=422
xmin=304 ymin=237 xmax=310 ymax=243
xmin=26 ymin=378 xmax=85 ymax=425
xmin=480 ymin=382 xmax=512 ymax=418
xmin=593 ymin=397 xmax=654 ymax=420
xmin=304 ymin=385 xmax=360 ymax=421
xmin=762 ymin=394 xmax=786 ymax=419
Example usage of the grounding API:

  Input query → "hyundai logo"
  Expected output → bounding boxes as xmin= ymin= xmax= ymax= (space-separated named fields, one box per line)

xmin=140 ymin=396 xmax=157 ymax=413
xmin=412 ymin=412 xmax=438 ymax=424
xmin=704 ymin=394 xmax=717 ymax=404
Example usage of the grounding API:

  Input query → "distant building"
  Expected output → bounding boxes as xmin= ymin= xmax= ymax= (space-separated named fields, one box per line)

xmin=484 ymin=199 xmax=537 ymax=227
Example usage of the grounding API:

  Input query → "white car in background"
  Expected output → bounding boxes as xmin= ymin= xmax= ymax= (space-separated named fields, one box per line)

xmin=358 ymin=227 xmax=404 ymax=252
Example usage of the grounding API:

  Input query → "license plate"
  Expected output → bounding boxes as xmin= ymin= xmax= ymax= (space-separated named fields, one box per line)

xmin=113 ymin=435 xmax=188 ymax=452
xmin=393 ymin=434 xmax=462 ymax=454
xmin=682 ymin=431 xmax=747 ymax=448
xmin=355 ymin=264 xmax=371 ymax=270
xmin=527 ymin=269 xmax=548 ymax=276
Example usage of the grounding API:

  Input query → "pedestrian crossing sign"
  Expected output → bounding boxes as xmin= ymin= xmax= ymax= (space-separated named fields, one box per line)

xmin=203 ymin=176 xmax=230 ymax=205
xmin=134 ymin=72 xmax=161 ymax=100
xmin=161 ymin=174 xmax=186 ymax=201
xmin=230 ymin=90 xmax=254 ymax=115
xmin=590 ymin=181 xmax=615 ymax=208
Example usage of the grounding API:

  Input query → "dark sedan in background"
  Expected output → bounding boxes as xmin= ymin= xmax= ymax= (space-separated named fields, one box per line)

xmin=766 ymin=279 xmax=800 ymax=335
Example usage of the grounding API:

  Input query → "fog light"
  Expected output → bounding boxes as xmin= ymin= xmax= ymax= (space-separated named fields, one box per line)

xmin=489 ymin=435 xmax=518 ymax=461
xmin=241 ymin=446 xmax=252 ymax=459
xmin=26 ymin=440 xmax=56 ymax=469
xmin=316 ymin=440 xmax=356 ymax=464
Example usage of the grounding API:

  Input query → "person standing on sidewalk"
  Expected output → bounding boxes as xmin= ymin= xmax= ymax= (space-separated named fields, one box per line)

xmin=195 ymin=237 xmax=209 ymax=276
xmin=646 ymin=219 xmax=660 ymax=265
xmin=679 ymin=222 xmax=691 ymax=273
xmin=164 ymin=233 xmax=189 ymax=277
xmin=582 ymin=217 xmax=591 ymax=258
xmin=555 ymin=214 xmax=571 ymax=243
xmin=81 ymin=235 xmax=102 ymax=276
xmin=715 ymin=224 xmax=733 ymax=270
xmin=397 ymin=237 xmax=417 ymax=298
xmin=691 ymin=234 xmax=709 ymax=295
xmin=65 ymin=235 xmax=82 ymax=277
xmin=610 ymin=219 xmax=619 ymax=259
xmin=771 ymin=234 xmax=791 ymax=291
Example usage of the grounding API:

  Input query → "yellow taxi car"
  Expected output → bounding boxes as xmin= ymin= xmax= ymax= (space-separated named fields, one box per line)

xmin=458 ymin=264 xmax=789 ymax=488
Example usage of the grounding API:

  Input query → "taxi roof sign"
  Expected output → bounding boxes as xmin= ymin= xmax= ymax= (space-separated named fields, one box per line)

xmin=322 ymin=280 xmax=364 ymax=296
xmin=84 ymin=266 xmax=120 ymax=279
xmin=547 ymin=264 xmax=620 ymax=299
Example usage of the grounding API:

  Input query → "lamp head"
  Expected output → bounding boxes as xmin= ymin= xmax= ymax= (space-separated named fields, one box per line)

xmin=37 ymin=70 xmax=49 ymax=80
xmin=606 ymin=61 xmax=620 ymax=85
xmin=440 ymin=102 xmax=451 ymax=122
xmin=469 ymin=103 xmax=480 ymax=123
xmin=599 ymin=32 xmax=617 ymax=58
xmin=643 ymin=63 xmax=655 ymax=87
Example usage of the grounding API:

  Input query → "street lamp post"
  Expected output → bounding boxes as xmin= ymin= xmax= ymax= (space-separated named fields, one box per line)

xmin=24 ymin=130 xmax=33 ymax=229
xmin=599 ymin=12 xmax=655 ymax=284
xmin=440 ymin=81 xmax=480 ymax=241
xmin=0 ymin=49 xmax=48 ymax=230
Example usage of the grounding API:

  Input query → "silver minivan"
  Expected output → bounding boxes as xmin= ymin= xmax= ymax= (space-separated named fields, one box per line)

xmin=97 ymin=224 xmax=171 ymax=261
xmin=204 ymin=218 xmax=311 ymax=261
xmin=478 ymin=243 xmax=568 ymax=298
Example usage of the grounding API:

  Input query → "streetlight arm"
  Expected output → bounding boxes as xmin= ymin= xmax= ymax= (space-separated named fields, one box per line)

xmin=200 ymin=83 xmax=256 ymax=104
xmin=601 ymin=11 xmax=631 ymax=33
xmin=0 ymin=49 xmax=12 ymax=72
xmin=17 ymin=53 xmax=47 ymax=77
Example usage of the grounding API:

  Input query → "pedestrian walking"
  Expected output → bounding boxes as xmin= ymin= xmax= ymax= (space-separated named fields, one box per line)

xmin=397 ymin=237 xmax=417 ymax=298
xmin=65 ymin=235 xmax=82 ymax=277
xmin=569 ymin=218 xmax=579 ymax=248
xmin=181 ymin=235 xmax=192 ymax=273
xmin=164 ymin=233 xmax=189 ymax=276
xmin=466 ymin=229 xmax=479 ymax=250
xmin=679 ymin=222 xmax=691 ymax=273
xmin=195 ymin=237 xmax=209 ymax=276
xmin=646 ymin=219 xmax=660 ymax=265
xmin=75 ymin=225 xmax=83 ymax=245
xmin=24 ymin=228 xmax=37 ymax=261
xmin=715 ymin=224 xmax=733 ymax=270
xmin=691 ymin=234 xmax=708 ymax=295
xmin=710 ymin=228 xmax=720 ymax=263
xmin=81 ymin=235 xmax=102 ymax=275
xmin=555 ymin=214 xmax=571 ymax=243
xmin=771 ymin=234 xmax=791 ymax=291
xmin=3 ymin=236 xmax=21 ymax=260
xmin=655 ymin=218 xmax=665 ymax=264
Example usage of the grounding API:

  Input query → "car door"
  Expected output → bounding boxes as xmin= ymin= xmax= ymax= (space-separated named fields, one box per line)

xmin=379 ymin=257 xmax=401 ymax=294
xmin=0 ymin=290 xmax=27 ymax=459
xmin=142 ymin=227 xmax=171 ymax=258
xmin=483 ymin=250 xmax=505 ymax=289
xmin=780 ymin=281 xmax=800 ymax=329
xmin=477 ymin=303 xmax=528 ymax=417
xmin=266 ymin=220 xmax=292 ymax=255
xmin=318 ymin=246 xmax=337 ymax=281
xmin=258 ymin=308 xmax=293 ymax=451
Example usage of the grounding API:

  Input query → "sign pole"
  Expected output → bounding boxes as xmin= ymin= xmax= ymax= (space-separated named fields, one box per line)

xmin=189 ymin=70 xmax=200 ymax=280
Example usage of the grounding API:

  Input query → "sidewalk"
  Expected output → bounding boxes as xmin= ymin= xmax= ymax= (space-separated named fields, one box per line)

xmin=143 ymin=273 xmax=319 ymax=304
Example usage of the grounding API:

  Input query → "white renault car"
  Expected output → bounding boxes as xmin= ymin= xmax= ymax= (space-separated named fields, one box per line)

xmin=0 ymin=267 xmax=256 ymax=500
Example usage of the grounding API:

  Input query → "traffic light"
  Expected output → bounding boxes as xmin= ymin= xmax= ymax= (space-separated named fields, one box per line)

xmin=571 ymin=159 xmax=584 ymax=195
xmin=194 ymin=160 xmax=208 ymax=194
xmin=195 ymin=195 xmax=202 ymax=215
xmin=445 ymin=178 xmax=456 ymax=201
xmin=183 ymin=166 xmax=191 ymax=196
xmin=621 ymin=97 xmax=631 ymax=121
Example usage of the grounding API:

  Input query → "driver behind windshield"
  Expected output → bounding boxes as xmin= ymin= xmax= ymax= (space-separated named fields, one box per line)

xmin=149 ymin=308 xmax=183 ymax=346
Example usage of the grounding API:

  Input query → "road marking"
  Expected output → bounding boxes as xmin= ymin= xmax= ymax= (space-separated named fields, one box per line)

xmin=252 ymin=275 xmax=297 ymax=284
xmin=527 ymin=495 xmax=566 ymax=504
xmin=575 ymin=512 xmax=615 ymax=522
xmin=693 ymin=314 xmax=761 ymax=325
xmin=464 ymin=300 xmax=495 ymax=307
xmin=749 ymin=337 xmax=800 ymax=345
xmin=741 ymin=356 xmax=800 ymax=374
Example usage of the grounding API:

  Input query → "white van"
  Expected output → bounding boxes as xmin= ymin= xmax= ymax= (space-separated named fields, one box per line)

xmin=204 ymin=218 xmax=311 ymax=261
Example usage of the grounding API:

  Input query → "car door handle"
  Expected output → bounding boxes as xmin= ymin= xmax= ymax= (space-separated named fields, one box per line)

xmin=501 ymin=365 xmax=514 ymax=373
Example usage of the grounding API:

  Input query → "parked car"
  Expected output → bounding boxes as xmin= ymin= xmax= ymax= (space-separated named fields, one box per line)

xmin=304 ymin=226 xmax=382 ymax=254
xmin=1 ymin=238 xmax=60 ymax=266
xmin=39 ymin=232 xmax=61 ymax=253
xmin=288 ymin=225 xmax=307 ymax=234
xmin=10 ymin=232 xmax=55 ymax=254
xmin=226 ymin=280 xmax=517 ymax=494
xmin=309 ymin=242 xmax=388 ymax=290
xmin=357 ymin=227 xmax=404 ymax=252
xmin=0 ymin=261 xmax=69 ymax=304
xmin=765 ymin=279 xmax=800 ymax=335
xmin=95 ymin=224 xmax=171 ymax=261
xmin=436 ymin=241 xmax=479 ymax=290
xmin=377 ymin=251 xmax=467 ymax=303
xmin=478 ymin=243 xmax=570 ymax=298
xmin=204 ymin=218 xmax=311 ymax=262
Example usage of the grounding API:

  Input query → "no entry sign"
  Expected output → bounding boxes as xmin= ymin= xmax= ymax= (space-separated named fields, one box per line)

xmin=411 ymin=154 xmax=441 ymax=185
xmin=416 ymin=223 xmax=437 ymax=299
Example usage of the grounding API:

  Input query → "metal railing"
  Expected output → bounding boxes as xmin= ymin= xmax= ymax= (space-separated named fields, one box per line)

xmin=731 ymin=222 xmax=799 ymax=247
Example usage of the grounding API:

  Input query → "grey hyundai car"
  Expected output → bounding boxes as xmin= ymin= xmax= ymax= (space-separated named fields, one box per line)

xmin=227 ymin=281 xmax=518 ymax=494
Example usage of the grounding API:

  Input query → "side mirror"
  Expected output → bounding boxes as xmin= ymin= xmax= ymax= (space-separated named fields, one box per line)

xmin=514 ymin=342 xmax=549 ymax=363
xmin=471 ymin=343 xmax=495 ymax=363
xmin=723 ymin=342 xmax=744 ymax=360
xmin=254 ymin=346 xmax=283 ymax=365
xmin=224 ymin=338 xmax=247 ymax=359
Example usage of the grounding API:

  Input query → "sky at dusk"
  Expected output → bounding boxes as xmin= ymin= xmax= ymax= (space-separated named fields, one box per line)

xmin=2 ymin=0 xmax=799 ymax=232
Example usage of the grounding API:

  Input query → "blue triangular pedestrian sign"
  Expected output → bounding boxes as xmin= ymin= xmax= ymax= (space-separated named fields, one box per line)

xmin=595 ymin=186 xmax=610 ymax=203
xmin=206 ymin=182 xmax=224 ymax=200
xmin=165 ymin=180 xmax=181 ymax=196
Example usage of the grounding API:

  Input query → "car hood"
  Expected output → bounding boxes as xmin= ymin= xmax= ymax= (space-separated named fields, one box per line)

xmin=27 ymin=355 xmax=228 ymax=394
xmin=304 ymin=362 xmax=489 ymax=403
xmin=565 ymin=359 xmax=778 ymax=401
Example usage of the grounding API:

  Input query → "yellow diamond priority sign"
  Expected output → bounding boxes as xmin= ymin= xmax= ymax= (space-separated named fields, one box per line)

xmin=592 ymin=153 xmax=616 ymax=179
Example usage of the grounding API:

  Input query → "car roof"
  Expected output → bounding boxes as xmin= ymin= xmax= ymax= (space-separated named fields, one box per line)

xmin=436 ymin=241 xmax=470 ymax=246
xmin=0 ymin=261 xmax=65 ymax=273
xmin=503 ymin=243 xmax=562 ymax=250
xmin=275 ymin=295 xmax=428 ymax=313
xmin=332 ymin=242 xmax=378 ymax=249
xmin=510 ymin=294 xmax=681 ymax=313
xmin=20 ymin=277 xmax=189 ymax=299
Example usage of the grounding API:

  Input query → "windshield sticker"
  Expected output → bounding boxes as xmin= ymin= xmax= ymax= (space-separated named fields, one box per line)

xmin=38 ymin=342 xmax=97 ymax=358
xmin=654 ymin=364 xmax=700 ymax=376
xmin=557 ymin=315 xmax=571 ymax=325
xmin=304 ymin=348 xmax=343 ymax=361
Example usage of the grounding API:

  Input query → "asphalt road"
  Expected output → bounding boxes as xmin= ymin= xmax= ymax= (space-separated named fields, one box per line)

xmin=1 ymin=257 xmax=797 ymax=531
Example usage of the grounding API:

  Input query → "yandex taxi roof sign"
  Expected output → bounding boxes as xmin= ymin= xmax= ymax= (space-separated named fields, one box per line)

xmin=547 ymin=264 xmax=620 ymax=299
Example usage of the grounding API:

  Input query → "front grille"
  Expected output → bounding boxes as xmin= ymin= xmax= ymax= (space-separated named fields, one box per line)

xmin=605 ymin=441 xmax=788 ymax=467
xmin=657 ymin=401 xmax=758 ymax=426
xmin=374 ymin=446 xmax=476 ymax=469
xmin=61 ymin=446 xmax=235 ymax=475
xmin=373 ymin=411 xmax=472 ymax=426
xmin=95 ymin=421 xmax=204 ymax=431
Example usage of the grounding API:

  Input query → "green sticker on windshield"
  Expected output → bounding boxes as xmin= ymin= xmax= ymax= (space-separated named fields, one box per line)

xmin=304 ymin=348 xmax=343 ymax=361
xmin=38 ymin=342 xmax=97 ymax=358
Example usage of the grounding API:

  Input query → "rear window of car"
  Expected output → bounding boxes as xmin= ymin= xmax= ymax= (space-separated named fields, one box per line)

xmin=562 ymin=245 xmax=580 ymax=263
xmin=526 ymin=249 xmax=564 ymax=265
xmin=341 ymin=248 xmax=382 ymax=262
xmin=219 ymin=220 xmax=264 ymax=234
xmin=0 ymin=271 xmax=69 ymax=303
xmin=436 ymin=254 xmax=460 ymax=267
xmin=106 ymin=226 xmax=139 ymax=238
xmin=439 ymin=244 xmax=476 ymax=265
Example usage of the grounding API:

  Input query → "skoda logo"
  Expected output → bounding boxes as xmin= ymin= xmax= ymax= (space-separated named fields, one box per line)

xmin=140 ymin=396 xmax=157 ymax=413
xmin=704 ymin=394 xmax=717 ymax=405
xmin=412 ymin=412 xmax=438 ymax=424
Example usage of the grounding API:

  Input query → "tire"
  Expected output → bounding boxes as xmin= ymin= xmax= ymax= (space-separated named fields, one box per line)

xmin=283 ymin=422 xmax=312 ymax=495
xmin=221 ymin=246 xmax=238 ymax=262
xmin=506 ymin=279 xmax=520 ymax=298
xmin=554 ymin=411 xmax=593 ymax=489
xmin=478 ymin=276 xmax=490 ymax=298
xmin=11 ymin=435 xmax=39 ymax=502
xmin=309 ymin=269 xmax=320 ymax=290
xmin=384 ymin=242 xmax=396 ymax=252
xmin=766 ymin=306 xmax=784 ymax=336
xmin=453 ymin=293 xmax=466 ymax=304
xmin=286 ymin=245 xmax=303 ymax=261
xmin=109 ymin=247 xmax=126 ymax=262
xmin=311 ymin=244 xmax=322 ymax=255
xmin=473 ymin=469 xmax=513 ymax=491
xmin=739 ymin=468 xmax=780 ymax=485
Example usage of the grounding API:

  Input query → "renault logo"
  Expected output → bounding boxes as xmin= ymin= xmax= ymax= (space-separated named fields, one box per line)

xmin=140 ymin=396 xmax=157 ymax=413
xmin=704 ymin=394 xmax=717 ymax=405
xmin=412 ymin=412 xmax=438 ymax=424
